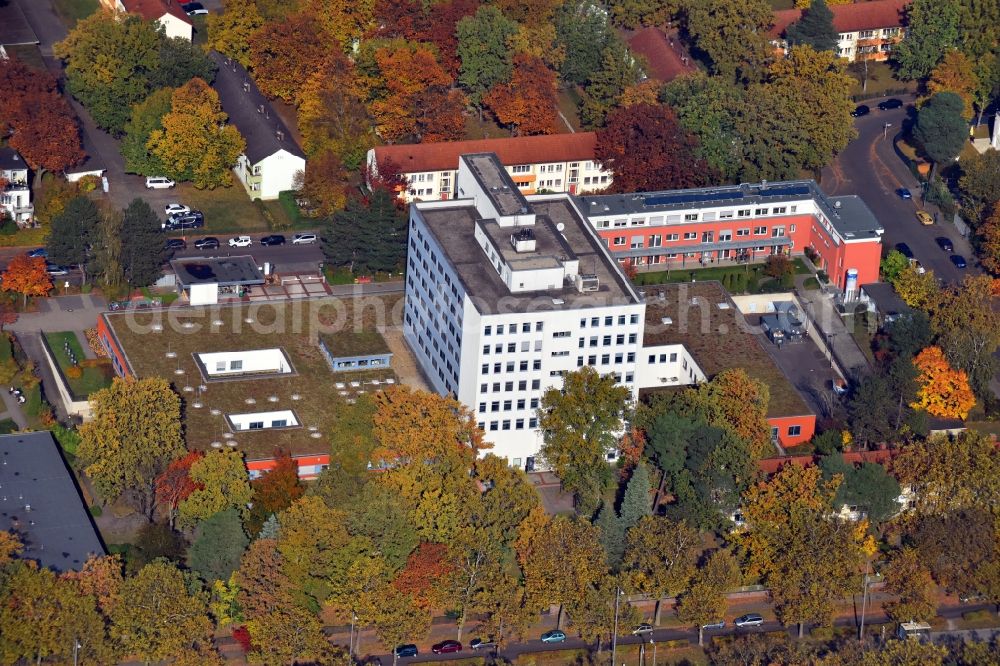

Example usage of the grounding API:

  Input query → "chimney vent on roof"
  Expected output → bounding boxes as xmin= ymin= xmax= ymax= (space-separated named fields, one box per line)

xmin=276 ymin=130 xmax=284 ymax=141
xmin=257 ymin=104 xmax=264 ymax=114
xmin=243 ymin=81 xmax=250 ymax=93
xmin=834 ymin=200 xmax=842 ymax=209
xmin=510 ymin=227 xmax=536 ymax=253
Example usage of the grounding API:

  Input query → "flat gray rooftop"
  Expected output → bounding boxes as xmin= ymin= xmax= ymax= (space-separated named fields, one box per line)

xmin=171 ymin=256 xmax=266 ymax=287
xmin=578 ymin=180 xmax=883 ymax=241
xmin=463 ymin=153 xmax=531 ymax=217
xmin=0 ymin=432 xmax=105 ymax=572
xmin=418 ymin=197 xmax=640 ymax=314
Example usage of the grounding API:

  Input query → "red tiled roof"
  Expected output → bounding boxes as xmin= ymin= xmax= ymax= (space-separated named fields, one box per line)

xmin=626 ymin=27 xmax=696 ymax=83
xmin=770 ymin=0 xmax=909 ymax=39
xmin=757 ymin=448 xmax=896 ymax=475
xmin=121 ymin=0 xmax=192 ymax=26
xmin=372 ymin=133 xmax=599 ymax=174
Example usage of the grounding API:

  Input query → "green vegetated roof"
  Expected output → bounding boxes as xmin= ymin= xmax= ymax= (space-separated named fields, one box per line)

xmin=102 ymin=295 xmax=401 ymax=461
xmin=320 ymin=329 xmax=391 ymax=358
xmin=641 ymin=281 xmax=811 ymax=418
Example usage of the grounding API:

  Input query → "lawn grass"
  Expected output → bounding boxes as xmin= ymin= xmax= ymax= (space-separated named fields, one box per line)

xmin=165 ymin=175 xmax=269 ymax=234
xmin=556 ymin=87 xmax=583 ymax=132
xmin=0 ymin=418 xmax=17 ymax=434
xmin=769 ymin=0 xmax=795 ymax=8
xmin=848 ymin=61 xmax=918 ymax=100
xmin=464 ymin=114 xmax=511 ymax=141
xmin=52 ymin=0 xmax=99 ymax=26
xmin=43 ymin=331 xmax=114 ymax=399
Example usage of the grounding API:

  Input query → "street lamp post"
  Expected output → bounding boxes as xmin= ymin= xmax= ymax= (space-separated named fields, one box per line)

xmin=73 ymin=639 xmax=81 ymax=666
xmin=610 ymin=587 xmax=623 ymax=666
xmin=883 ymin=122 xmax=892 ymax=140
xmin=859 ymin=559 xmax=873 ymax=642
xmin=349 ymin=612 xmax=357 ymax=659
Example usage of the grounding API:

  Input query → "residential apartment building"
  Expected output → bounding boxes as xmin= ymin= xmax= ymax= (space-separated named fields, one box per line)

xmin=405 ymin=153 xmax=819 ymax=468
xmin=0 ymin=147 xmax=33 ymax=226
xmin=770 ymin=0 xmax=908 ymax=62
xmin=579 ymin=180 xmax=884 ymax=292
xmin=210 ymin=52 xmax=306 ymax=200
xmin=368 ymin=132 xmax=612 ymax=203
xmin=100 ymin=0 xmax=193 ymax=41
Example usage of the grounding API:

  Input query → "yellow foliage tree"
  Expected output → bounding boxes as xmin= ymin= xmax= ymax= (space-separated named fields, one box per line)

xmin=891 ymin=264 xmax=940 ymax=309
xmin=176 ymin=449 xmax=252 ymax=527
xmin=300 ymin=0 xmax=375 ymax=51
xmin=924 ymin=49 xmax=979 ymax=120
xmin=910 ymin=346 xmax=976 ymax=419
xmin=978 ymin=201 xmax=1000 ymax=274
xmin=147 ymin=78 xmax=246 ymax=190
xmin=205 ymin=0 xmax=263 ymax=67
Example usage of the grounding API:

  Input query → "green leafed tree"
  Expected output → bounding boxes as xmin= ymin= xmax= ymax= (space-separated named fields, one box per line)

xmin=150 ymin=37 xmax=217 ymax=89
xmin=579 ymin=35 xmax=644 ymax=128
xmin=322 ymin=188 xmax=407 ymax=275
xmin=619 ymin=462 xmax=652 ymax=531
xmin=880 ymin=249 xmax=911 ymax=282
xmin=819 ymin=454 xmax=902 ymax=525
xmin=78 ymin=376 xmax=185 ymax=519
xmin=785 ymin=0 xmax=838 ymax=52
xmin=683 ymin=0 xmax=774 ymax=83
xmin=622 ymin=515 xmax=701 ymax=625
xmin=662 ymin=74 xmax=745 ymax=183
xmin=538 ymin=366 xmax=632 ymax=515
xmin=892 ymin=0 xmax=960 ymax=80
xmin=607 ymin=0 xmax=681 ymax=29
xmin=554 ymin=0 xmax=614 ymax=86
xmin=119 ymin=198 xmax=168 ymax=289
xmin=456 ymin=5 xmax=519 ymax=107
xmin=46 ymin=195 xmax=100 ymax=284
xmin=187 ymin=508 xmax=250 ymax=583
xmin=914 ymin=92 xmax=969 ymax=181
xmin=594 ymin=501 xmax=625 ymax=568
xmin=882 ymin=547 xmax=938 ymax=623
xmin=121 ymin=88 xmax=173 ymax=177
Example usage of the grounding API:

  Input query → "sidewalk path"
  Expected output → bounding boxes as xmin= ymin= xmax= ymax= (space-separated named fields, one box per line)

xmin=794 ymin=275 xmax=872 ymax=380
xmin=9 ymin=294 xmax=107 ymax=334
xmin=0 ymin=387 xmax=29 ymax=429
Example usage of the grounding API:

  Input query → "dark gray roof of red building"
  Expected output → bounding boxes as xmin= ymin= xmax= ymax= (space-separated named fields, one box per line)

xmin=0 ymin=431 xmax=105 ymax=572
xmin=171 ymin=255 xmax=266 ymax=287
xmin=209 ymin=51 xmax=305 ymax=164
xmin=577 ymin=180 xmax=884 ymax=241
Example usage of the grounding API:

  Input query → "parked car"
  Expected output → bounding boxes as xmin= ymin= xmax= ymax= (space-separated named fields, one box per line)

xmin=27 ymin=248 xmax=46 ymax=258
xmin=894 ymin=242 xmax=914 ymax=259
xmin=734 ymin=614 xmax=764 ymax=628
xmin=163 ymin=211 xmax=204 ymax=230
xmin=540 ymin=630 xmax=566 ymax=643
xmin=950 ymin=254 xmax=968 ymax=269
xmin=878 ymin=98 xmax=904 ymax=110
xmin=393 ymin=644 xmax=418 ymax=658
xmin=165 ymin=238 xmax=187 ymax=251
xmin=432 ymin=640 xmax=462 ymax=654
xmin=469 ymin=638 xmax=496 ymax=651
xmin=895 ymin=187 xmax=912 ymax=199
xmin=229 ymin=235 xmax=252 ymax=248
xmin=935 ymin=236 xmax=954 ymax=252
xmin=632 ymin=623 xmax=654 ymax=635
xmin=194 ymin=237 xmax=220 ymax=250
xmin=181 ymin=1 xmax=208 ymax=14
xmin=915 ymin=210 xmax=933 ymax=226
xmin=45 ymin=264 xmax=69 ymax=276
xmin=164 ymin=203 xmax=190 ymax=216
xmin=292 ymin=232 xmax=318 ymax=245
xmin=702 ymin=620 xmax=726 ymax=631
xmin=850 ymin=105 xmax=870 ymax=117
xmin=145 ymin=176 xmax=175 ymax=189
xmin=260 ymin=234 xmax=286 ymax=246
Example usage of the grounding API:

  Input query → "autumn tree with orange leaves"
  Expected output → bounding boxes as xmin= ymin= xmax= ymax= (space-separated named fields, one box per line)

xmin=247 ymin=13 xmax=328 ymax=104
xmin=0 ymin=56 xmax=84 ymax=174
xmin=293 ymin=150 xmax=350 ymax=217
xmin=392 ymin=542 xmax=455 ymax=610
xmin=297 ymin=54 xmax=374 ymax=168
xmin=977 ymin=202 xmax=1000 ymax=275
xmin=155 ymin=451 xmax=204 ymax=528
xmin=245 ymin=449 xmax=305 ymax=536
xmin=484 ymin=54 xmax=559 ymax=136
xmin=911 ymin=345 xmax=976 ymax=419
xmin=1 ymin=255 xmax=52 ymax=307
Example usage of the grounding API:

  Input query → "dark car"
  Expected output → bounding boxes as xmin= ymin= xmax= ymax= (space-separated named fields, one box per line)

xmin=878 ymin=98 xmax=904 ymax=110
xmin=896 ymin=187 xmax=912 ymax=199
xmin=165 ymin=238 xmax=187 ymax=251
xmin=950 ymin=254 xmax=968 ymax=269
xmin=935 ymin=236 xmax=954 ymax=252
xmin=45 ymin=263 xmax=70 ymax=276
xmin=194 ymin=237 xmax=220 ymax=250
xmin=432 ymin=640 xmax=462 ymax=654
xmin=164 ymin=211 xmax=204 ymax=230
xmin=27 ymin=248 xmax=46 ymax=258
xmin=393 ymin=644 xmax=418 ymax=658
xmin=181 ymin=1 xmax=208 ymax=15
xmin=894 ymin=242 xmax=914 ymax=259
xmin=260 ymin=234 xmax=286 ymax=246
xmin=850 ymin=104 xmax=870 ymax=117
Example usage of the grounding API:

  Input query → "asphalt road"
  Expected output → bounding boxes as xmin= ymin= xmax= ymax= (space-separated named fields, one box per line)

xmin=821 ymin=94 xmax=978 ymax=285
xmin=369 ymin=602 xmax=996 ymax=664
xmin=167 ymin=231 xmax=324 ymax=269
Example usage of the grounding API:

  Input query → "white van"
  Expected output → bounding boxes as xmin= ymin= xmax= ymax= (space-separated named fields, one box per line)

xmin=896 ymin=621 xmax=931 ymax=641
xmin=145 ymin=176 xmax=175 ymax=189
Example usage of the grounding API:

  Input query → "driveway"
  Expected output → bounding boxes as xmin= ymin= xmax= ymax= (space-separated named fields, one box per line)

xmin=821 ymin=94 xmax=977 ymax=285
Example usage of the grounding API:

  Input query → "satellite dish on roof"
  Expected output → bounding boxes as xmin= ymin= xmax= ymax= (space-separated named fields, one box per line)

xmin=556 ymin=223 xmax=565 ymax=232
